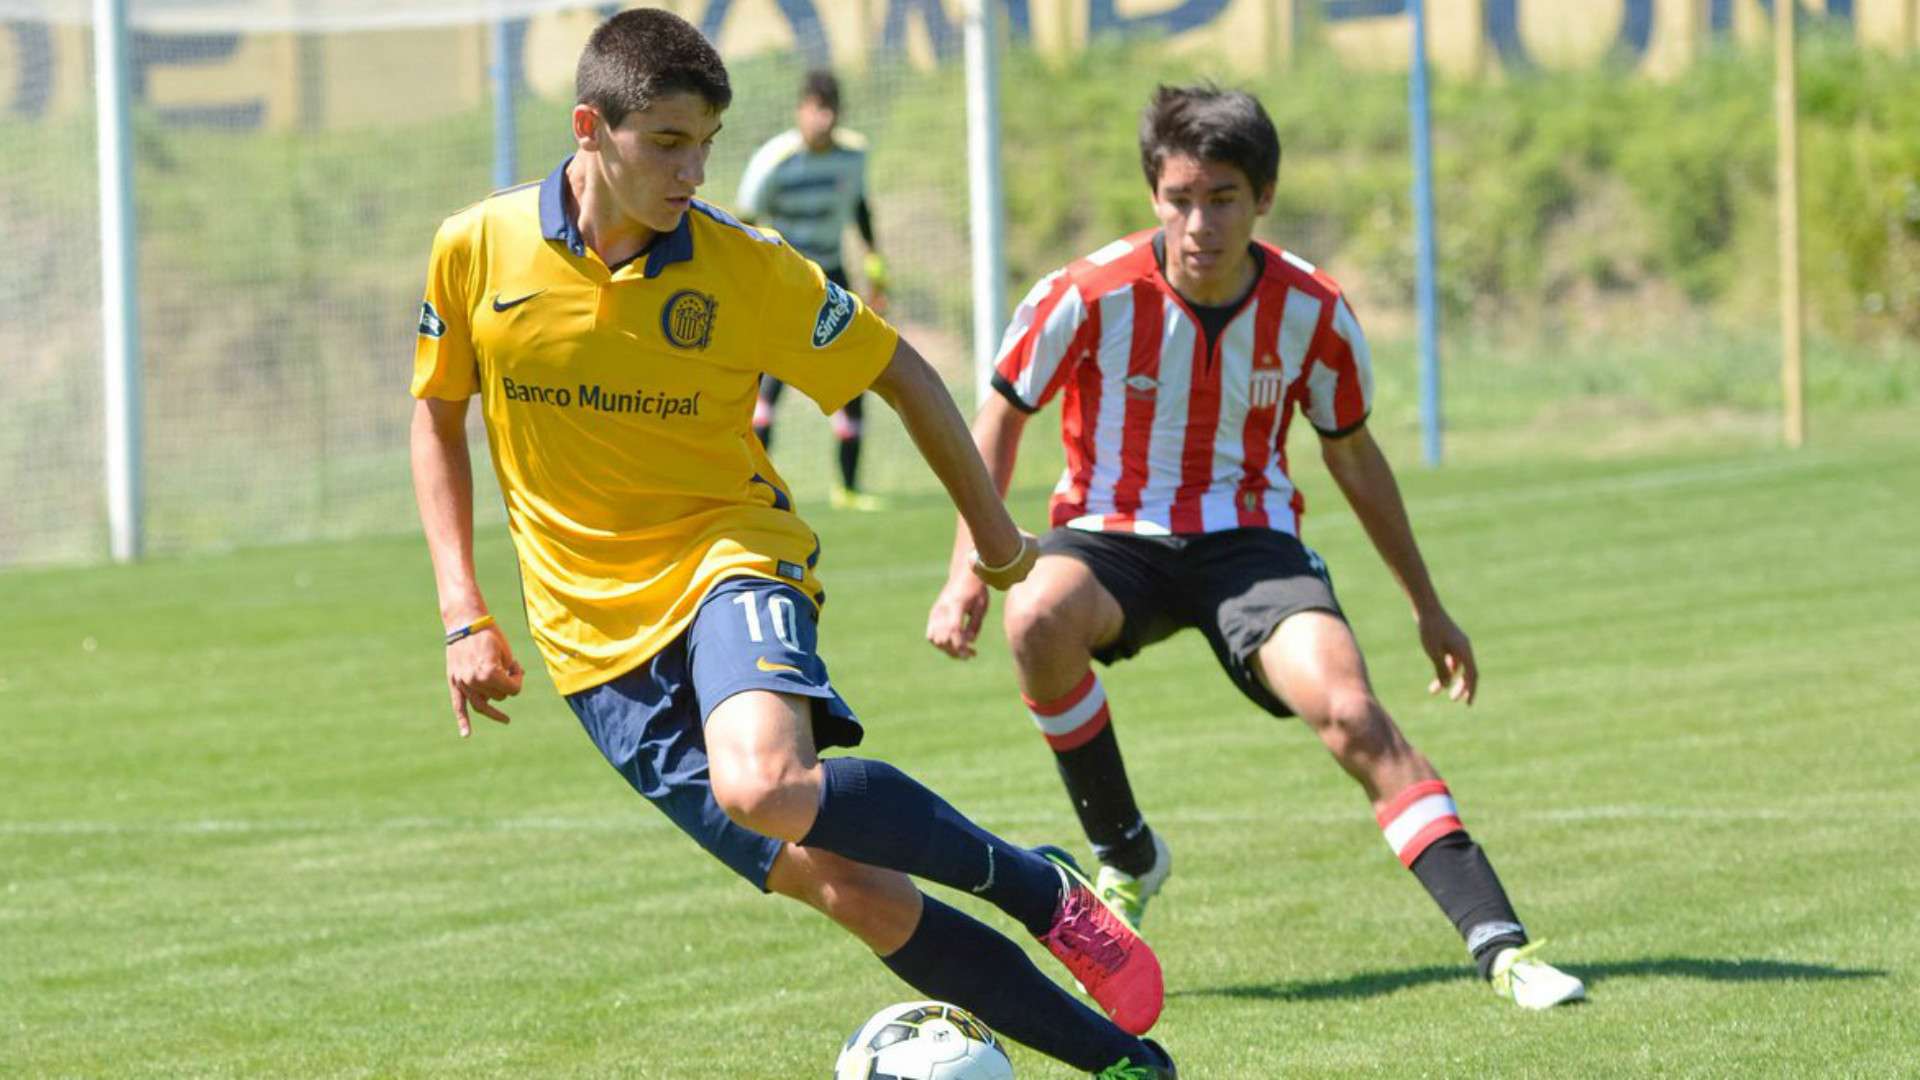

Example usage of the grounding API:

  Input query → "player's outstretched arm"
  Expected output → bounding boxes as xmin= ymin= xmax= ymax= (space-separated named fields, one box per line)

xmin=869 ymin=339 xmax=1037 ymax=598
xmin=924 ymin=391 xmax=1030 ymax=659
xmin=410 ymin=397 xmax=524 ymax=735
xmin=1319 ymin=424 xmax=1478 ymax=704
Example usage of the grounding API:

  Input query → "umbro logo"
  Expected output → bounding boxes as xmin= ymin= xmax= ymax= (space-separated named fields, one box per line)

xmin=492 ymin=289 xmax=544 ymax=312
xmin=1125 ymin=374 xmax=1158 ymax=394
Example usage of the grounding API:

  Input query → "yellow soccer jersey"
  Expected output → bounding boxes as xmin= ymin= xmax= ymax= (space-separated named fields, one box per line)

xmin=412 ymin=157 xmax=899 ymax=695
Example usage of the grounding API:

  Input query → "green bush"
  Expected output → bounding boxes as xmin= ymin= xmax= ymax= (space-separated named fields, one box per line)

xmin=983 ymin=33 xmax=1920 ymax=345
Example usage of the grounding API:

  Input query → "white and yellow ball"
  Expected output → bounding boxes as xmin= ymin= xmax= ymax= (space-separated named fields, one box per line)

xmin=833 ymin=1001 xmax=1014 ymax=1080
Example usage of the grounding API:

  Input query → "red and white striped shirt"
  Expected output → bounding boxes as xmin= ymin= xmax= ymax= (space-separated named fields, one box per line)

xmin=993 ymin=229 xmax=1374 ymax=536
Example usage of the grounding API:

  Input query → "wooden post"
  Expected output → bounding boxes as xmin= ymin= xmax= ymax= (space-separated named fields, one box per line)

xmin=1775 ymin=1 xmax=1806 ymax=448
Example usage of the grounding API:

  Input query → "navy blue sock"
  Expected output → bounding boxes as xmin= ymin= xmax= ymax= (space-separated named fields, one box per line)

xmin=882 ymin=895 xmax=1145 ymax=1073
xmin=800 ymin=757 xmax=1062 ymax=936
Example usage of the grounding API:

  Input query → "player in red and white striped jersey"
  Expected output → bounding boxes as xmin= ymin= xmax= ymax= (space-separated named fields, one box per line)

xmin=928 ymin=84 xmax=1583 ymax=1009
xmin=984 ymin=219 xmax=1370 ymax=538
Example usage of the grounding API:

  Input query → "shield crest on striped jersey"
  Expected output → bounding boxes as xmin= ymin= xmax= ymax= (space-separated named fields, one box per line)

xmin=1250 ymin=367 xmax=1284 ymax=408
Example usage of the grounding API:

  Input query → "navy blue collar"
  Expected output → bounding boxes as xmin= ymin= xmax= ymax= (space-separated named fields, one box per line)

xmin=643 ymin=209 xmax=695 ymax=277
xmin=538 ymin=157 xmax=585 ymax=255
xmin=539 ymin=155 xmax=696 ymax=279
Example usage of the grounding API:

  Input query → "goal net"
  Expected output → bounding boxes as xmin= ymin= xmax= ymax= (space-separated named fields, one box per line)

xmin=0 ymin=0 xmax=981 ymax=566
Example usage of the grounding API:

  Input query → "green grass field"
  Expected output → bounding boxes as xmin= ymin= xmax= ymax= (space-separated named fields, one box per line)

xmin=4 ymin=419 xmax=1918 ymax=1077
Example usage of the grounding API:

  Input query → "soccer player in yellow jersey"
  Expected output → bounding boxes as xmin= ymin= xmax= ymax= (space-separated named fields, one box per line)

xmin=408 ymin=11 xmax=1173 ymax=1077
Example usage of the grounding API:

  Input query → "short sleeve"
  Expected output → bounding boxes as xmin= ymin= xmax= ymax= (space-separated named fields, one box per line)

xmin=410 ymin=213 xmax=479 ymax=400
xmin=753 ymin=243 xmax=898 ymax=414
xmin=990 ymin=269 xmax=1086 ymax=413
xmin=1302 ymin=296 xmax=1374 ymax=437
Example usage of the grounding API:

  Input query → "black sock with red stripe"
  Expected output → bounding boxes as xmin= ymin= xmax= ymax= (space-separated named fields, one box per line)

xmin=1026 ymin=673 xmax=1157 ymax=876
xmin=1378 ymin=780 xmax=1527 ymax=979
xmin=1056 ymin=726 xmax=1158 ymax=875
xmin=1409 ymin=832 xmax=1528 ymax=979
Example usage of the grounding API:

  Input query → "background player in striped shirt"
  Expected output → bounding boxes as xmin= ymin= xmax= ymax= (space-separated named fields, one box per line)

xmin=926 ymin=83 xmax=1584 ymax=1009
xmin=737 ymin=70 xmax=891 ymax=511
xmin=411 ymin=11 xmax=1173 ymax=1075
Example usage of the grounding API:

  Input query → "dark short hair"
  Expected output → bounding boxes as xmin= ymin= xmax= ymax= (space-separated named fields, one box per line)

xmin=576 ymin=8 xmax=731 ymax=128
xmin=800 ymin=69 xmax=840 ymax=112
xmin=1138 ymin=83 xmax=1280 ymax=197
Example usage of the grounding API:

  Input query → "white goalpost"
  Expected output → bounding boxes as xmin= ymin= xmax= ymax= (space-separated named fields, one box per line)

xmin=93 ymin=0 xmax=143 ymax=562
xmin=2 ymin=0 xmax=1004 ymax=567
xmin=963 ymin=0 xmax=1006 ymax=410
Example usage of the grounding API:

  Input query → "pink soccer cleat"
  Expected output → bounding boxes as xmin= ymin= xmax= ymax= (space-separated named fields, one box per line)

xmin=1034 ymin=845 xmax=1165 ymax=1035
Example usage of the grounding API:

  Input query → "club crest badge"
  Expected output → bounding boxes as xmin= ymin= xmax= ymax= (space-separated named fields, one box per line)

xmin=1250 ymin=350 xmax=1284 ymax=407
xmin=661 ymin=290 xmax=718 ymax=350
xmin=1250 ymin=368 xmax=1284 ymax=407
xmin=417 ymin=300 xmax=446 ymax=338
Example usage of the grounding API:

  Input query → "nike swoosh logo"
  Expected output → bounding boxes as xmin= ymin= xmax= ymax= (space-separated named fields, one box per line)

xmin=971 ymin=846 xmax=996 ymax=894
xmin=492 ymin=290 xmax=544 ymax=312
xmin=755 ymin=657 xmax=801 ymax=675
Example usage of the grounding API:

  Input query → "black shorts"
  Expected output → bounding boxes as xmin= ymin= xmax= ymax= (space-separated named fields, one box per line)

xmin=1037 ymin=526 xmax=1344 ymax=718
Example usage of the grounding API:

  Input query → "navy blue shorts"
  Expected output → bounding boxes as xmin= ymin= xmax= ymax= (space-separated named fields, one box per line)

xmin=565 ymin=576 xmax=863 ymax=890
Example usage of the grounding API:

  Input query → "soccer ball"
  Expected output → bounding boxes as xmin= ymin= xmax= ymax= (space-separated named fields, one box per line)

xmin=833 ymin=1001 xmax=1015 ymax=1080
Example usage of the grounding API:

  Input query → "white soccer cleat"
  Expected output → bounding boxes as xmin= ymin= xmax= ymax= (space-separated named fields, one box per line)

xmin=1490 ymin=941 xmax=1587 ymax=1009
xmin=1094 ymin=831 xmax=1173 ymax=933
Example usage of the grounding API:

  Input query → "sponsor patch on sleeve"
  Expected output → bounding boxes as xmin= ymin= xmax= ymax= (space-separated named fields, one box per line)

xmin=418 ymin=300 xmax=447 ymax=338
xmin=776 ymin=560 xmax=806 ymax=582
xmin=811 ymin=279 xmax=857 ymax=349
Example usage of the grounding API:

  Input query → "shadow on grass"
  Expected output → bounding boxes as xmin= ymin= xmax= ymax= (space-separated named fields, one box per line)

xmin=1176 ymin=957 xmax=1886 ymax=1003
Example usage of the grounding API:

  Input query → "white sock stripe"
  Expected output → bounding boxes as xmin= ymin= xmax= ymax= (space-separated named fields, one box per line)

xmin=1466 ymin=921 xmax=1527 ymax=955
xmin=1027 ymin=681 xmax=1108 ymax=737
xmin=1381 ymin=792 xmax=1460 ymax=855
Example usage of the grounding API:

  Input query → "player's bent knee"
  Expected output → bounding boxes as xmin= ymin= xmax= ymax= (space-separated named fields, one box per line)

xmin=709 ymin=761 xmax=816 ymax=838
xmin=707 ymin=775 xmax=763 ymax=830
xmin=1314 ymin=694 xmax=1399 ymax=764
xmin=1003 ymin=587 xmax=1093 ymax=661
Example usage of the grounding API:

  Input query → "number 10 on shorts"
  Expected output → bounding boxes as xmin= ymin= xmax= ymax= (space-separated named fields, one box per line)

xmin=732 ymin=589 xmax=800 ymax=650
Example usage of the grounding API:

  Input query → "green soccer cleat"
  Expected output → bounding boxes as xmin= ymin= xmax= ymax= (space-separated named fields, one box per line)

xmin=1093 ymin=1038 xmax=1177 ymax=1079
xmin=1490 ymin=940 xmax=1587 ymax=1009
xmin=1095 ymin=831 xmax=1172 ymax=933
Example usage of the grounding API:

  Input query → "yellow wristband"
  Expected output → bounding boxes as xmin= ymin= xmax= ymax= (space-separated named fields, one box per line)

xmin=444 ymin=614 xmax=496 ymax=646
xmin=863 ymin=252 xmax=889 ymax=290
xmin=970 ymin=540 xmax=1028 ymax=576
xmin=968 ymin=534 xmax=1038 ymax=590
